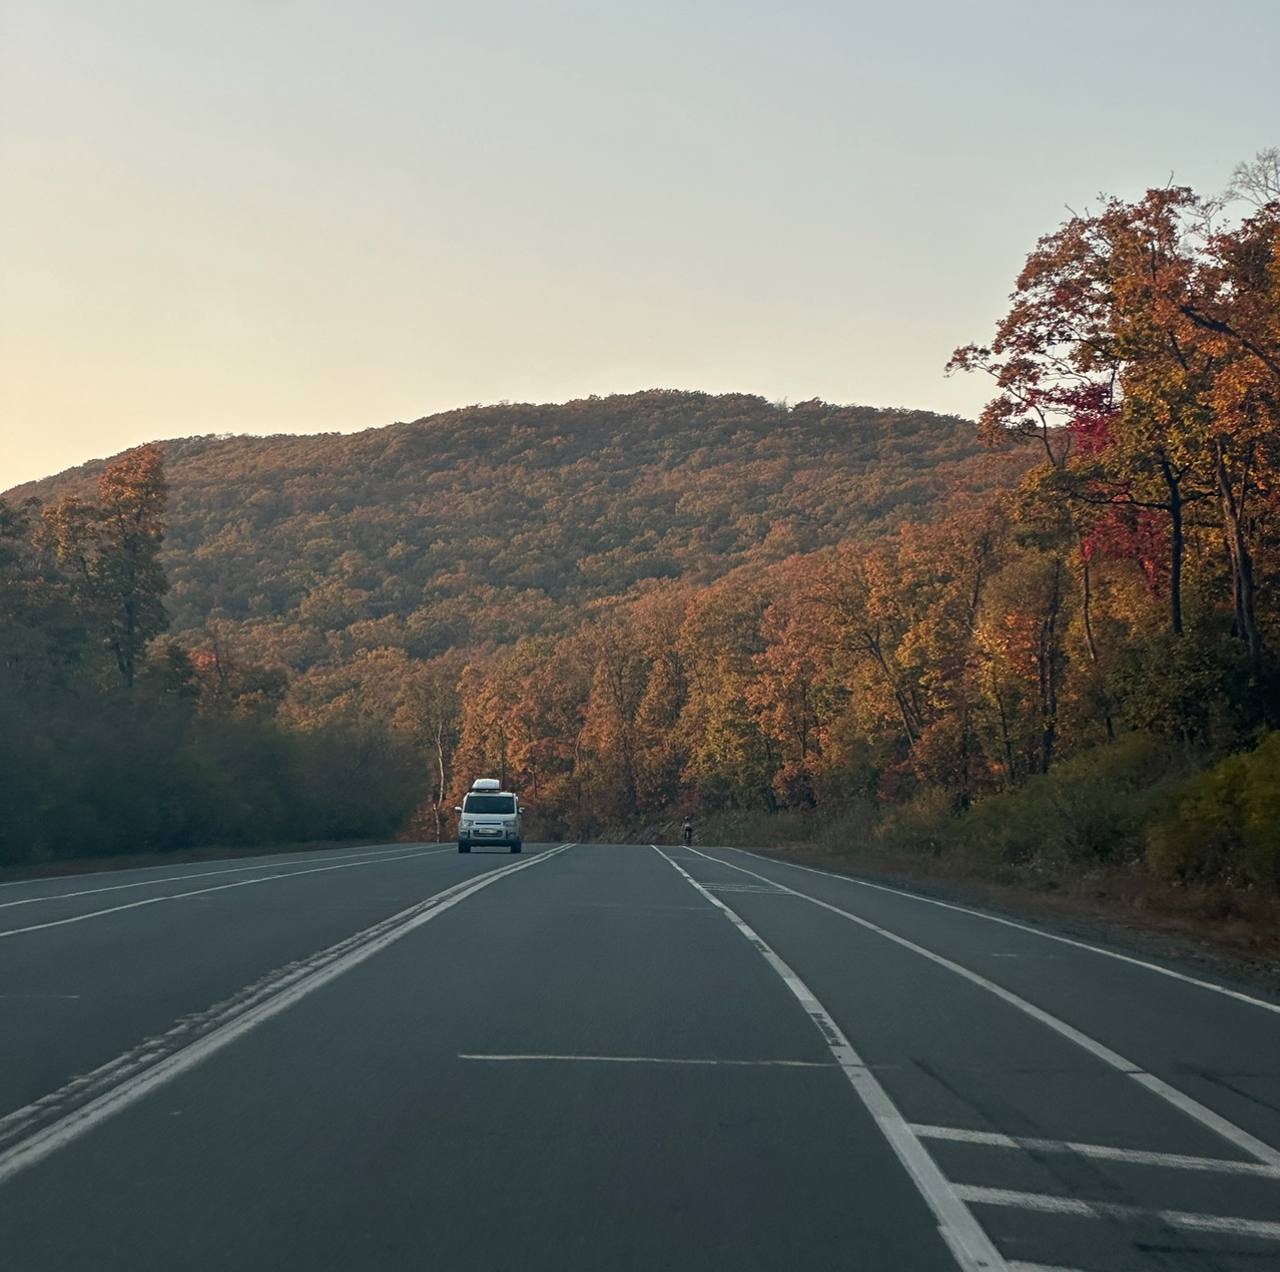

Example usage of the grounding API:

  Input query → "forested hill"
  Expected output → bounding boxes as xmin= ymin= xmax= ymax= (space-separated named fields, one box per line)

xmin=9 ymin=391 xmax=1016 ymax=664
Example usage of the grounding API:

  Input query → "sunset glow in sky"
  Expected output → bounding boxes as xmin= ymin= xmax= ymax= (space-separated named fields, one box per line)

xmin=3 ymin=0 xmax=1276 ymax=486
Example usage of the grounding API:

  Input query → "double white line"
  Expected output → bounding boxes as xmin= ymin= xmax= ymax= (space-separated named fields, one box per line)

xmin=0 ymin=844 xmax=575 ymax=1185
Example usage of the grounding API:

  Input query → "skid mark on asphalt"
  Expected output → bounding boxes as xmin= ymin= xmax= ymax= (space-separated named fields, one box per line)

xmin=0 ymin=994 xmax=81 ymax=1001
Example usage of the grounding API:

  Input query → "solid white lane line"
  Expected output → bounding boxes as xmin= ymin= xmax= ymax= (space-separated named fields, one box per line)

xmin=953 ymin=1184 xmax=1280 ymax=1240
xmin=718 ymin=847 xmax=1280 ymax=1018
xmin=0 ymin=844 xmax=453 ymax=910
xmin=0 ymin=840 xmax=413 ymax=891
xmin=0 ymin=845 xmax=575 ymax=1184
xmin=651 ymin=845 xmax=1006 ymax=1272
xmin=458 ymin=1054 xmax=832 ymax=1067
xmin=911 ymin=1124 xmax=1280 ymax=1178
xmin=689 ymin=847 xmax=1280 ymax=1168
xmin=0 ymin=846 xmax=455 ymax=939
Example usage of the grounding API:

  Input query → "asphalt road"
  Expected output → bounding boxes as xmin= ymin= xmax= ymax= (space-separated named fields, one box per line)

xmin=2 ymin=841 xmax=1278 ymax=1271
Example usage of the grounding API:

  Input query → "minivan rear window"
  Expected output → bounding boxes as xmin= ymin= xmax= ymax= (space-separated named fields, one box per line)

xmin=464 ymin=795 xmax=516 ymax=814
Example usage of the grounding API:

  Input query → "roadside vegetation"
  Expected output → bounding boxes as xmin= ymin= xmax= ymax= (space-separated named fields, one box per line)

xmin=0 ymin=450 xmax=423 ymax=867
xmin=3 ymin=151 xmax=1279 ymax=942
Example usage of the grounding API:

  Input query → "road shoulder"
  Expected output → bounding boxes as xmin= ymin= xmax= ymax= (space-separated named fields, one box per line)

xmin=733 ymin=845 xmax=1280 ymax=1005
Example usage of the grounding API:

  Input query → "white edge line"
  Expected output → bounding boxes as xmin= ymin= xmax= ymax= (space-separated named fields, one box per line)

xmin=721 ymin=846 xmax=1280 ymax=1018
xmin=0 ymin=844 xmax=455 ymax=910
xmin=0 ymin=841 xmax=414 ymax=890
xmin=0 ymin=846 xmax=456 ymax=939
xmin=650 ymin=845 xmax=1006 ymax=1272
xmin=953 ymin=1184 xmax=1280 ymax=1240
xmin=910 ymin=1123 xmax=1280 ymax=1178
xmin=692 ymin=846 xmax=1280 ymax=1169
xmin=0 ymin=844 xmax=575 ymax=1184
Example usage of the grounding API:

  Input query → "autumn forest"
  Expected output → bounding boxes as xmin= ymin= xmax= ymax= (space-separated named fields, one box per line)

xmin=4 ymin=157 xmax=1279 ymax=907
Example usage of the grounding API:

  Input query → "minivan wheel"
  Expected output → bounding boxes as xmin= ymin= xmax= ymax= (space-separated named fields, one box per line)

xmin=458 ymin=842 xmax=470 ymax=854
xmin=510 ymin=840 xmax=522 ymax=854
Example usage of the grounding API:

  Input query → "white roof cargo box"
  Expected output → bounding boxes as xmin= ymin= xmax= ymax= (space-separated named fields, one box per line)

xmin=470 ymin=778 xmax=501 ymax=792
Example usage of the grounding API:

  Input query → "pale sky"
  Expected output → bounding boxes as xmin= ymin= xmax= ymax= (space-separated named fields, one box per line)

xmin=2 ymin=0 xmax=1276 ymax=488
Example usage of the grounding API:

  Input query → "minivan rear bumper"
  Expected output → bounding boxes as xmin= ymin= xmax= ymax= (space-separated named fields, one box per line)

xmin=460 ymin=826 xmax=519 ymax=847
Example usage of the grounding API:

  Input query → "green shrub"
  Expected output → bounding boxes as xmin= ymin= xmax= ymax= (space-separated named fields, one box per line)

xmin=1147 ymin=731 xmax=1280 ymax=889
xmin=1110 ymin=628 xmax=1259 ymax=744
xmin=875 ymin=786 xmax=955 ymax=858
xmin=951 ymin=733 xmax=1181 ymax=874
xmin=814 ymin=800 xmax=878 ymax=855
xmin=0 ymin=686 xmax=427 ymax=868
xmin=698 ymin=807 xmax=818 ymax=848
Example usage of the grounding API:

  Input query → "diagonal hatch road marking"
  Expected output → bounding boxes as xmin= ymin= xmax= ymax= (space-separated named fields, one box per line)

xmin=910 ymin=1123 xmax=1280 ymax=1177
xmin=954 ymin=1184 xmax=1280 ymax=1240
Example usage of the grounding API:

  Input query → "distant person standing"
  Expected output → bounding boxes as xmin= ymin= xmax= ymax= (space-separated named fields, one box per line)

xmin=681 ymin=817 xmax=693 ymax=847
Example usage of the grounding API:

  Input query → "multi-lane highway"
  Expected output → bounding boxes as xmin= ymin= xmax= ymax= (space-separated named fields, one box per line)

xmin=1 ymin=840 xmax=1278 ymax=1271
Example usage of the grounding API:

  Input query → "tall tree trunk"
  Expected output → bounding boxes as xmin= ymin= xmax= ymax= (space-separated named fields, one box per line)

xmin=1078 ymin=543 xmax=1115 ymax=741
xmin=863 ymin=631 xmax=919 ymax=747
xmin=118 ymin=595 xmax=138 ymax=688
xmin=1158 ymin=455 xmax=1185 ymax=636
xmin=432 ymin=722 xmax=446 ymax=843
xmin=1214 ymin=439 xmax=1261 ymax=666
xmin=990 ymin=668 xmax=1016 ymax=788
xmin=1036 ymin=558 xmax=1063 ymax=774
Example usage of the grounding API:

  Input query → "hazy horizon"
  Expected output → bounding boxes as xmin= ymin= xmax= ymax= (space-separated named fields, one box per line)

xmin=3 ymin=385 xmax=986 ymax=489
xmin=4 ymin=0 xmax=1277 ymax=487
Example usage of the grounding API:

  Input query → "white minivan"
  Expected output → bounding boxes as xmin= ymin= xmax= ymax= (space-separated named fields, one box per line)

xmin=455 ymin=778 xmax=523 ymax=854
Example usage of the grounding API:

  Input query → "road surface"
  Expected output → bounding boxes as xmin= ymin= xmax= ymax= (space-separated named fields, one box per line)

xmin=1 ymin=840 xmax=1278 ymax=1271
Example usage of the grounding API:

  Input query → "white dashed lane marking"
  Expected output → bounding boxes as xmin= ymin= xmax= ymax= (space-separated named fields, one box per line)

xmin=459 ymin=1054 xmax=832 ymax=1067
